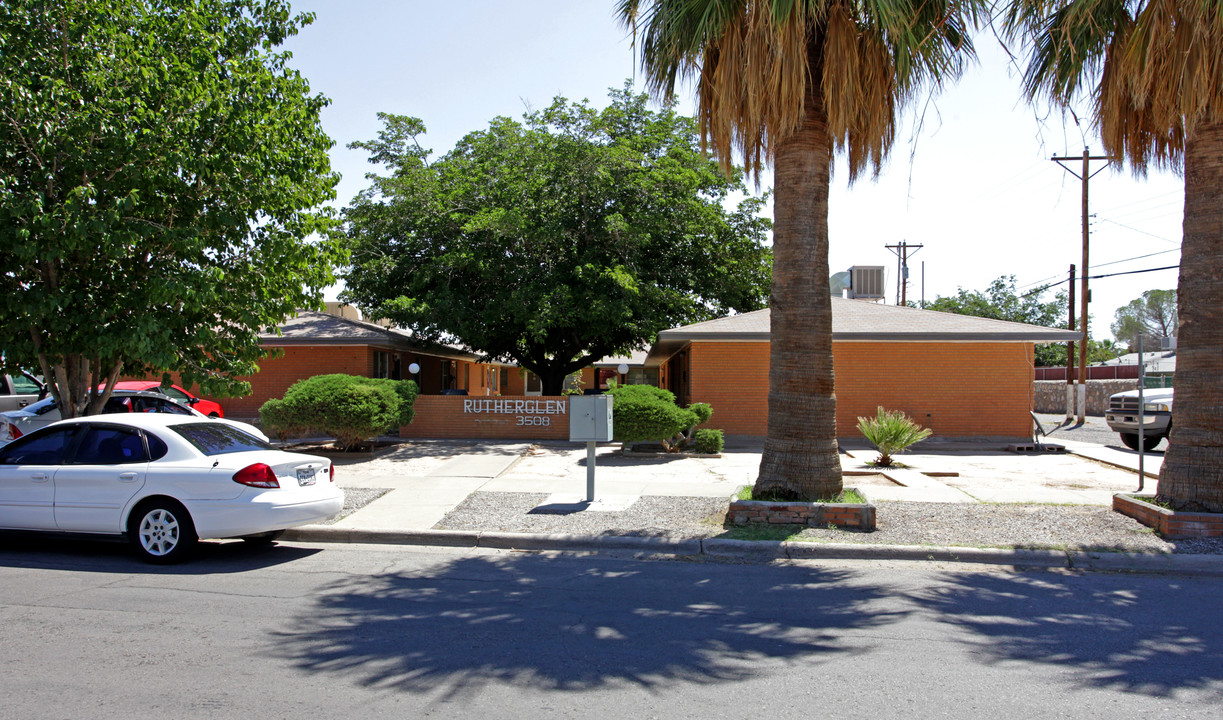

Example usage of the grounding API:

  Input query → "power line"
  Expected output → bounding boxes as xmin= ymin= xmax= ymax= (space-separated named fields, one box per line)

xmin=1095 ymin=217 xmax=1181 ymax=243
xmin=1020 ymin=263 xmax=1180 ymax=298
xmin=1088 ymin=264 xmax=1179 ymax=281
xmin=1093 ymin=247 xmax=1180 ymax=270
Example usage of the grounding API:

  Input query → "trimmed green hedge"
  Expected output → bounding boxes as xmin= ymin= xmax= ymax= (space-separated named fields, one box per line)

xmin=694 ymin=428 xmax=724 ymax=454
xmin=259 ymin=374 xmax=418 ymax=450
xmin=605 ymin=384 xmax=715 ymax=451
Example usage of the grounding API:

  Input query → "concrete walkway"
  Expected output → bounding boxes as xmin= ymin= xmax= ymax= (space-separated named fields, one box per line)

xmin=327 ymin=437 xmax=1171 ymax=535
xmin=329 ymin=442 xmax=531 ymax=533
xmin=272 ymin=436 xmax=1223 ymax=575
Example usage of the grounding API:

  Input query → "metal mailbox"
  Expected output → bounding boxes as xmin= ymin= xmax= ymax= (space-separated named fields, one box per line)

xmin=569 ymin=395 xmax=613 ymax=442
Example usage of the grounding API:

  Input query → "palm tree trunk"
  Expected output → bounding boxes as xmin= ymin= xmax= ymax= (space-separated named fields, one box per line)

xmin=1157 ymin=121 xmax=1223 ymax=512
xmin=753 ymin=79 xmax=843 ymax=501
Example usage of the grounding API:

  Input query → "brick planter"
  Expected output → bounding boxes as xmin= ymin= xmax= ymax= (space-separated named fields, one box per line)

xmin=728 ymin=490 xmax=876 ymax=531
xmin=1113 ymin=494 xmax=1223 ymax=539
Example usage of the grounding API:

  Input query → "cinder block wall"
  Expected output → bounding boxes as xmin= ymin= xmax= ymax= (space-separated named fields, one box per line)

xmin=686 ymin=340 xmax=1035 ymax=438
xmin=1033 ymin=379 xmax=1138 ymax=415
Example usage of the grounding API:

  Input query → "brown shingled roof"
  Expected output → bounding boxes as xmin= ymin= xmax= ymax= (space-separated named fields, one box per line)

xmin=647 ymin=298 xmax=1081 ymax=364
xmin=261 ymin=311 xmax=479 ymax=361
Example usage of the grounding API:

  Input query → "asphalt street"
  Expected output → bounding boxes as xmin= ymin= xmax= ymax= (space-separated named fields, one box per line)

xmin=1 ymin=538 xmax=1220 ymax=719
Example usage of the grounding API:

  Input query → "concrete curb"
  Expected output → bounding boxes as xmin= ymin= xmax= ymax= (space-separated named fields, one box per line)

xmin=282 ymin=525 xmax=1223 ymax=575
xmin=1068 ymin=550 xmax=1223 ymax=576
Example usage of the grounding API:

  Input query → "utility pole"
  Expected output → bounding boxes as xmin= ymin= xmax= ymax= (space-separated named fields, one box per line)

xmin=885 ymin=240 xmax=923 ymax=306
xmin=1066 ymin=264 xmax=1076 ymax=422
xmin=1052 ymin=148 xmax=1114 ymax=423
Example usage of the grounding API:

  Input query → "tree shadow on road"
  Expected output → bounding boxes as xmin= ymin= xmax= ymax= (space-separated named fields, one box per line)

xmin=912 ymin=569 xmax=1223 ymax=698
xmin=270 ymin=553 xmax=901 ymax=700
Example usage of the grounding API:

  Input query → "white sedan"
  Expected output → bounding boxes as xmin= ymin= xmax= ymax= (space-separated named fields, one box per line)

xmin=0 ymin=413 xmax=343 ymax=563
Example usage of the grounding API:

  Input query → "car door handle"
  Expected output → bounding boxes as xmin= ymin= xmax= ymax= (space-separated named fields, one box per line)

xmin=30 ymin=473 xmax=49 ymax=481
xmin=119 ymin=472 xmax=138 ymax=481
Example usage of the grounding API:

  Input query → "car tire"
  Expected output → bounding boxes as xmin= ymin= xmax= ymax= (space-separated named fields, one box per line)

xmin=241 ymin=530 xmax=285 ymax=545
xmin=208 ymin=412 xmax=220 ymax=418
xmin=129 ymin=499 xmax=197 ymax=564
xmin=1120 ymin=433 xmax=1164 ymax=452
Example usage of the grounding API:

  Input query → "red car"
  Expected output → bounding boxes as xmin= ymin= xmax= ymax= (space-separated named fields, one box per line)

xmin=110 ymin=381 xmax=225 ymax=417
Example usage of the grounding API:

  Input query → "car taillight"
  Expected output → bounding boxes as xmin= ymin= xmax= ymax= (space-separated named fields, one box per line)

xmin=233 ymin=463 xmax=280 ymax=488
xmin=2 ymin=422 xmax=20 ymax=442
xmin=327 ymin=463 xmax=334 ymax=482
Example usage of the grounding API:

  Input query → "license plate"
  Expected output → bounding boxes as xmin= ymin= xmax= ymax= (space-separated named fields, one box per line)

xmin=297 ymin=468 xmax=316 ymax=486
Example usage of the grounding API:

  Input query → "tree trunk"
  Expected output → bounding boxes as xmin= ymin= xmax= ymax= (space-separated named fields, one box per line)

xmin=1158 ymin=121 xmax=1223 ymax=512
xmin=753 ymin=79 xmax=843 ymax=501
xmin=536 ymin=367 xmax=572 ymax=396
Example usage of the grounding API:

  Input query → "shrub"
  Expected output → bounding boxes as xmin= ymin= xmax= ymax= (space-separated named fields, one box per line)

xmin=364 ymin=377 xmax=418 ymax=425
xmin=688 ymin=402 xmax=713 ymax=425
xmin=694 ymin=428 xmax=723 ymax=454
xmin=606 ymin=384 xmax=714 ymax=451
xmin=856 ymin=406 xmax=932 ymax=466
xmin=607 ymin=384 xmax=698 ymax=445
xmin=260 ymin=374 xmax=416 ymax=450
xmin=257 ymin=398 xmax=306 ymax=442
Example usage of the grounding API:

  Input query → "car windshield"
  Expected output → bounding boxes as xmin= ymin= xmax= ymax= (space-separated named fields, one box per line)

xmin=21 ymin=396 xmax=58 ymax=415
xmin=170 ymin=422 xmax=273 ymax=456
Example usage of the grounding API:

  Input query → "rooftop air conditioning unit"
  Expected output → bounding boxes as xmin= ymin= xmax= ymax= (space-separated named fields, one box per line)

xmin=848 ymin=265 xmax=885 ymax=299
xmin=1161 ymin=336 xmax=1177 ymax=351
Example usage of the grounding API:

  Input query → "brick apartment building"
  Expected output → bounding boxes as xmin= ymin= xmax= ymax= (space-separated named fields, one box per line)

xmin=200 ymin=299 xmax=1075 ymax=441
xmin=643 ymin=298 xmax=1079 ymax=438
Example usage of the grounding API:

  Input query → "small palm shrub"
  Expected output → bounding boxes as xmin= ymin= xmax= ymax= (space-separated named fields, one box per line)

xmin=856 ymin=406 xmax=931 ymax=467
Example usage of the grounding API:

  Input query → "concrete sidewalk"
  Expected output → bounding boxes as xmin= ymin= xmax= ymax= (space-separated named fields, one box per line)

xmin=272 ymin=436 xmax=1223 ymax=575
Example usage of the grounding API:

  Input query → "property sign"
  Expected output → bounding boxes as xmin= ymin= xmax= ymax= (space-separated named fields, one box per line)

xmin=462 ymin=398 xmax=568 ymax=427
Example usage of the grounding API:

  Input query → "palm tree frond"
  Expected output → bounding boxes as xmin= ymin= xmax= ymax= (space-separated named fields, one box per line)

xmin=621 ymin=0 xmax=985 ymax=180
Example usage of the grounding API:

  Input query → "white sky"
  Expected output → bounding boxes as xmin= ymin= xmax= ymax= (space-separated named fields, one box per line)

xmin=283 ymin=1 xmax=1184 ymax=342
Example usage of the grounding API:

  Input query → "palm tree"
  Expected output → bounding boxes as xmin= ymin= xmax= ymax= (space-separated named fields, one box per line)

xmin=1006 ymin=1 xmax=1223 ymax=512
xmin=617 ymin=0 xmax=985 ymax=500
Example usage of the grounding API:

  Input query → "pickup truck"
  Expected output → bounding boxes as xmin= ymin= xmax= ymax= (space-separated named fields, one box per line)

xmin=0 ymin=371 xmax=46 ymax=412
xmin=1105 ymin=387 xmax=1173 ymax=451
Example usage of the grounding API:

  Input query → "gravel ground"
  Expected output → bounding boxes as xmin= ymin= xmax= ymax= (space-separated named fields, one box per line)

xmin=1033 ymin=412 xmax=1164 ymax=450
xmin=437 ymin=491 xmax=1223 ymax=555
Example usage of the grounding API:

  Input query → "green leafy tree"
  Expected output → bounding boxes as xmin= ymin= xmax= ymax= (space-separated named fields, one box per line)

xmin=923 ymin=276 xmax=1069 ymax=365
xmin=619 ymin=0 xmax=987 ymax=501
xmin=1004 ymin=1 xmax=1221 ymax=512
xmin=341 ymin=86 xmax=772 ymax=395
xmin=0 ymin=0 xmax=343 ymax=419
xmin=1111 ymin=289 xmax=1177 ymax=352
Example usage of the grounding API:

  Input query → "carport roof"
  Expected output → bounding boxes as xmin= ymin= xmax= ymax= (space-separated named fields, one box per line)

xmin=646 ymin=298 xmax=1081 ymax=364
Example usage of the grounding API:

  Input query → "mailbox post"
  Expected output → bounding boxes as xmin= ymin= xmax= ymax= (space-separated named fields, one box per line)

xmin=568 ymin=395 xmax=614 ymax=502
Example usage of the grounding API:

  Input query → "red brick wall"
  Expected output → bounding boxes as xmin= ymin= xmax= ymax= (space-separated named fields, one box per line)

xmin=223 ymin=345 xmax=374 ymax=419
xmin=402 ymin=395 xmax=571 ymax=439
xmin=685 ymin=340 xmax=1035 ymax=438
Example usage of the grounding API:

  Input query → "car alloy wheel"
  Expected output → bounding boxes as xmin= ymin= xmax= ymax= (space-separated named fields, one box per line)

xmin=130 ymin=500 xmax=197 ymax=564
